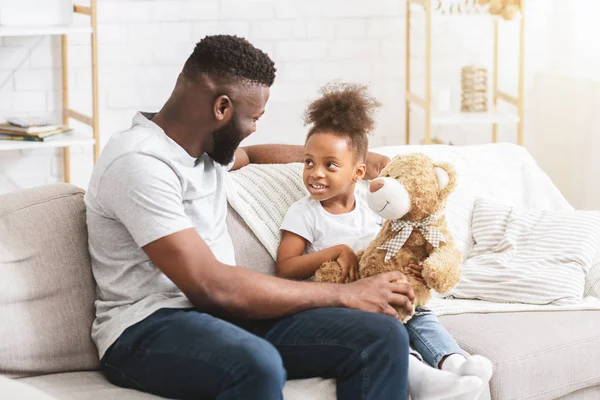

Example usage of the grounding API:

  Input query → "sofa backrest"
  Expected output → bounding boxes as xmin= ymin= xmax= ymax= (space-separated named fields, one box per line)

xmin=226 ymin=204 xmax=275 ymax=275
xmin=0 ymin=184 xmax=99 ymax=378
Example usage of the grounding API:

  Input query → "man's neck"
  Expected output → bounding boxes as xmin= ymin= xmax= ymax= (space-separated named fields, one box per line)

xmin=152 ymin=108 xmax=207 ymax=158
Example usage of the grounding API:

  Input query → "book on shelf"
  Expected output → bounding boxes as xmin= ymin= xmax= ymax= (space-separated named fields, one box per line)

xmin=0 ymin=122 xmax=59 ymax=134
xmin=6 ymin=117 xmax=56 ymax=129
xmin=0 ymin=127 xmax=73 ymax=142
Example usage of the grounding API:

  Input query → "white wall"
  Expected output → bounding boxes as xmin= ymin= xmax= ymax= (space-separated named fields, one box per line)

xmin=0 ymin=0 xmax=535 ymax=194
xmin=524 ymin=0 xmax=600 ymax=210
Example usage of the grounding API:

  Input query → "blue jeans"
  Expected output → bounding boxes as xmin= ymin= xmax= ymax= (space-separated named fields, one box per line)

xmin=405 ymin=307 xmax=464 ymax=368
xmin=100 ymin=307 xmax=410 ymax=400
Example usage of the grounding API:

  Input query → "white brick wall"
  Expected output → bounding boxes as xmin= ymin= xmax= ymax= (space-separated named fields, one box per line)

xmin=0 ymin=0 xmax=531 ymax=194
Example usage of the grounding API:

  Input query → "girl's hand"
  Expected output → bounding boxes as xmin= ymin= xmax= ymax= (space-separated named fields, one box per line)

xmin=336 ymin=245 xmax=359 ymax=282
xmin=407 ymin=262 xmax=427 ymax=286
xmin=365 ymin=152 xmax=391 ymax=180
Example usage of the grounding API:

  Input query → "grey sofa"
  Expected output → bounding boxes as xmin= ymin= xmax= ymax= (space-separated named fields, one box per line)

xmin=1 ymin=183 xmax=600 ymax=400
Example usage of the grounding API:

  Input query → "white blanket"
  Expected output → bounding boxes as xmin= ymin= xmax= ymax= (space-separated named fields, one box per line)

xmin=225 ymin=143 xmax=600 ymax=316
xmin=225 ymin=162 xmax=309 ymax=260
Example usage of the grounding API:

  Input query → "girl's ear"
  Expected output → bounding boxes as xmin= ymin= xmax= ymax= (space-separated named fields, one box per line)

xmin=354 ymin=163 xmax=367 ymax=182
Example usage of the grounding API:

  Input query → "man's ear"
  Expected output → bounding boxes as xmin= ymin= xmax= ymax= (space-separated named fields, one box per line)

xmin=354 ymin=163 xmax=367 ymax=182
xmin=213 ymin=95 xmax=233 ymax=122
xmin=433 ymin=162 xmax=456 ymax=201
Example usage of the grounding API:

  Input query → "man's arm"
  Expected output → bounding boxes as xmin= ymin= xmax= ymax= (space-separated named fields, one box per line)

xmin=232 ymin=144 xmax=304 ymax=170
xmin=143 ymin=228 xmax=414 ymax=319
xmin=232 ymin=144 xmax=391 ymax=180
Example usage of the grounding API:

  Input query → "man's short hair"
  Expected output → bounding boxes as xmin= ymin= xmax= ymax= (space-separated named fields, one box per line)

xmin=183 ymin=35 xmax=276 ymax=86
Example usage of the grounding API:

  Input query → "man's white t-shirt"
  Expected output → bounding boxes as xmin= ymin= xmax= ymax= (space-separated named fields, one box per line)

xmin=280 ymin=195 xmax=383 ymax=254
xmin=85 ymin=112 xmax=235 ymax=359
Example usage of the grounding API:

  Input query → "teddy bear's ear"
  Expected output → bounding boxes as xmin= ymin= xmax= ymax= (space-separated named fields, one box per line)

xmin=433 ymin=162 xmax=456 ymax=200
xmin=434 ymin=167 xmax=449 ymax=190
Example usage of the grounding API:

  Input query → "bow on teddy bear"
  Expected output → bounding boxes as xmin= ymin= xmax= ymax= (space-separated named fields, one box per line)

xmin=314 ymin=153 xmax=463 ymax=322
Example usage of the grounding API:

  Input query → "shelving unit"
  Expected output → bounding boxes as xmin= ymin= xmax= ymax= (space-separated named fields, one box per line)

xmin=405 ymin=0 xmax=525 ymax=145
xmin=0 ymin=133 xmax=95 ymax=151
xmin=0 ymin=25 xmax=92 ymax=37
xmin=0 ymin=1 xmax=99 ymax=183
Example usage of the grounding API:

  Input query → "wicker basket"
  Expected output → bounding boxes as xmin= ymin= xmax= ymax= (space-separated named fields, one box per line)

xmin=461 ymin=66 xmax=488 ymax=113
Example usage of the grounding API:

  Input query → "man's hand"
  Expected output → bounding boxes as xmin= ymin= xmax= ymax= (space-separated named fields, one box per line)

xmin=335 ymin=245 xmax=359 ymax=282
xmin=365 ymin=152 xmax=391 ymax=180
xmin=338 ymin=271 xmax=415 ymax=318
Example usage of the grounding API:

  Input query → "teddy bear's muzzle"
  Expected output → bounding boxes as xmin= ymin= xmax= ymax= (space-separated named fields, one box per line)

xmin=367 ymin=177 xmax=411 ymax=220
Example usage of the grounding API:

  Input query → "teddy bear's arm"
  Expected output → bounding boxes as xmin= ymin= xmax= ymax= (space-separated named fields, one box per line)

xmin=421 ymin=239 xmax=462 ymax=294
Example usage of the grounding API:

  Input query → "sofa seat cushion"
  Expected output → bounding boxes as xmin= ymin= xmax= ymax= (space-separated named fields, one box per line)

xmin=20 ymin=371 xmax=336 ymax=400
xmin=0 ymin=375 xmax=58 ymax=400
xmin=440 ymin=310 xmax=600 ymax=400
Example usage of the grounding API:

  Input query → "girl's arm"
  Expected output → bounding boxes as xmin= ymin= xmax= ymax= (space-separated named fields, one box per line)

xmin=277 ymin=230 xmax=353 ymax=280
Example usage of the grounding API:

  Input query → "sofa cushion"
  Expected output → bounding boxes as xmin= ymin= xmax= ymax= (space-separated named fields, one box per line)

xmin=556 ymin=385 xmax=600 ymax=399
xmin=19 ymin=371 xmax=336 ymax=400
xmin=226 ymin=204 xmax=276 ymax=275
xmin=452 ymin=199 xmax=600 ymax=305
xmin=0 ymin=375 xmax=58 ymax=400
xmin=0 ymin=184 xmax=99 ymax=378
xmin=440 ymin=310 xmax=600 ymax=400
xmin=19 ymin=372 xmax=164 ymax=399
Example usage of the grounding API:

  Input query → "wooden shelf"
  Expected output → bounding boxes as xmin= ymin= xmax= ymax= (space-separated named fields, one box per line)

xmin=404 ymin=0 xmax=526 ymax=145
xmin=430 ymin=14 xmax=513 ymax=21
xmin=0 ymin=132 xmax=95 ymax=151
xmin=0 ymin=25 xmax=92 ymax=37
xmin=0 ymin=1 xmax=99 ymax=184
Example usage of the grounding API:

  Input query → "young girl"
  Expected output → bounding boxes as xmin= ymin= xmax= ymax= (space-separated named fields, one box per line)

xmin=276 ymin=83 xmax=492 ymax=400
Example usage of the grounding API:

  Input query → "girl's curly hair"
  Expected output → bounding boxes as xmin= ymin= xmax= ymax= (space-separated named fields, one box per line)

xmin=304 ymin=82 xmax=381 ymax=161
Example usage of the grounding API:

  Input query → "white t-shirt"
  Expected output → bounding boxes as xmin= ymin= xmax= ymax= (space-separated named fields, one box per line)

xmin=85 ymin=112 xmax=235 ymax=359
xmin=280 ymin=195 xmax=383 ymax=254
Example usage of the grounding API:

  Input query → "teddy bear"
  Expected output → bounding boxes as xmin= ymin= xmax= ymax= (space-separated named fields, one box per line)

xmin=479 ymin=0 xmax=521 ymax=20
xmin=314 ymin=153 xmax=463 ymax=322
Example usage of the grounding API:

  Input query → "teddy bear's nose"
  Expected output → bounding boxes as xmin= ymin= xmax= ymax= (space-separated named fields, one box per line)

xmin=369 ymin=179 xmax=385 ymax=193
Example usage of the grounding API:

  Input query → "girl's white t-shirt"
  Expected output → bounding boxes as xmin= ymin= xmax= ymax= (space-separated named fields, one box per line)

xmin=280 ymin=195 xmax=383 ymax=254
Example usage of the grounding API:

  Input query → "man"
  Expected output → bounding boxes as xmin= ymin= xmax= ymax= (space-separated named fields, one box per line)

xmin=86 ymin=35 xmax=415 ymax=400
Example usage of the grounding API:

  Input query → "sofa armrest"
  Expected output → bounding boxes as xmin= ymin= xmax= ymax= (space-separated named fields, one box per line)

xmin=0 ymin=376 xmax=58 ymax=400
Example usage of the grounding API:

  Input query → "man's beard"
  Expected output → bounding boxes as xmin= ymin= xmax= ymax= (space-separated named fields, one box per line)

xmin=207 ymin=115 xmax=244 ymax=166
